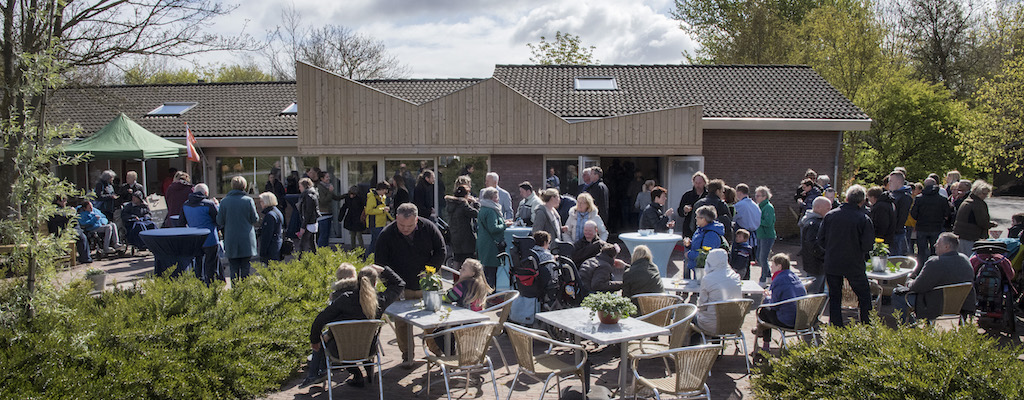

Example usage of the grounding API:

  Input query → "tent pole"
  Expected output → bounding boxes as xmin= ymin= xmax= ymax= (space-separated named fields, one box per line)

xmin=141 ymin=159 xmax=148 ymax=196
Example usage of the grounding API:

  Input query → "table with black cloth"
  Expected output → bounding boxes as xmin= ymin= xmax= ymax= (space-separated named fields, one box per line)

xmin=140 ymin=227 xmax=211 ymax=277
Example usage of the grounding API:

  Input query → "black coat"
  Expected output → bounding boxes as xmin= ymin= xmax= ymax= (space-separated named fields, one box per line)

xmin=692 ymin=194 xmax=733 ymax=243
xmin=798 ymin=212 xmax=826 ymax=276
xmin=868 ymin=192 xmax=896 ymax=245
xmin=339 ymin=193 xmax=366 ymax=232
xmin=586 ymin=179 xmax=610 ymax=221
xmin=299 ymin=188 xmax=319 ymax=226
xmin=445 ymin=196 xmax=479 ymax=256
xmin=258 ymin=206 xmax=284 ymax=261
xmin=413 ymin=182 xmax=435 ymax=219
xmin=891 ymin=187 xmax=913 ymax=234
xmin=308 ymin=266 xmax=405 ymax=344
xmin=375 ymin=216 xmax=446 ymax=290
xmin=818 ymin=203 xmax=874 ymax=276
xmin=640 ymin=203 xmax=672 ymax=232
xmin=910 ymin=185 xmax=951 ymax=232
xmin=677 ymin=187 xmax=706 ymax=237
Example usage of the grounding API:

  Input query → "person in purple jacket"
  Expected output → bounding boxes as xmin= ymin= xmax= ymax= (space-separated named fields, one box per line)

xmin=751 ymin=253 xmax=807 ymax=364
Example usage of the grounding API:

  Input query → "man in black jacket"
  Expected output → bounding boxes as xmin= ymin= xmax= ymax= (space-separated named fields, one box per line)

xmin=799 ymin=197 xmax=831 ymax=294
xmin=584 ymin=167 xmax=610 ymax=222
xmin=375 ymin=203 xmax=446 ymax=364
xmin=888 ymin=171 xmax=913 ymax=256
xmin=691 ymin=179 xmax=734 ymax=243
xmin=677 ymin=171 xmax=708 ymax=238
xmin=818 ymin=185 xmax=875 ymax=326
xmin=911 ymin=178 xmax=952 ymax=266
xmin=866 ymin=186 xmax=896 ymax=245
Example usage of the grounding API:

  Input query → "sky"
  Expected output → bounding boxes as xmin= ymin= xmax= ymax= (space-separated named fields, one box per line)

xmin=194 ymin=0 xmax=697 ymax=78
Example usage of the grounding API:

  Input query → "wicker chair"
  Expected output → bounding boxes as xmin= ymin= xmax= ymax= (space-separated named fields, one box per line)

xmin=321 ymin=319 xmax=385 ymax=400
xmin=841 ymin=278 xmax=882 ymax=309
xmin=422 ymin=321 xmax=501 ymax=400
xmin=628 ymin=303 xmax=698 ymax=373
xmin=480 ymin=290 xmax=520 ymax=374
xmin=632 ymin=293 xmax=685 ymax=327
xmin=919 ymin=282 xmax=974 ymax=325
xmin=755 ymin=293 xmax=827 ymax=349
xmin=630 ymin=344 xmax=720 ymax=400
xmin=504 ymin=322 xmax=588 ymax=400
xmin=690 ymin=298 xmax=754 ymax=373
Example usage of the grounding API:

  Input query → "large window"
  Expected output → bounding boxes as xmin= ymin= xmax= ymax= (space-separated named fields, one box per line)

xmin=216 ymin=157 xmax=283 ymax=195
xmin=438 ymin=155 xmax=488 ymax=196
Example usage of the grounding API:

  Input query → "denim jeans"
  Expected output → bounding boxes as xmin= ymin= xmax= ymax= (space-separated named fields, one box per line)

xmin=228 ymin=257 xmax=250 ymax=280
xmin=757 ymin=237 xmax=775 ymax=281
xmin=916 ymin=231 xmax=941 ymax=267
xmin=892 ymin=232 xmax=909 ymax=256
xmin=892 ymin=292 xmax=917 ymax=324
xmin=316 ymin=217 xmax=332 ymax=248
xmin=367 ymin=226 xmax=384 ymax=256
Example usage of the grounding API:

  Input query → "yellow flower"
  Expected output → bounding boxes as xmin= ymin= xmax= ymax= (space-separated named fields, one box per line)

xmin=875 ymin=238 xmax=884 ymax=243
xmin=702 ymin=246 xmax=712 ymax=251
xmin=425 ymin=266 xmax=436 ymax=274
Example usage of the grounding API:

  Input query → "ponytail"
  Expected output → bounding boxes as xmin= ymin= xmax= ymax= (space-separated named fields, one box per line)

xmin=358 ymin=267 xmax=380 ymax=319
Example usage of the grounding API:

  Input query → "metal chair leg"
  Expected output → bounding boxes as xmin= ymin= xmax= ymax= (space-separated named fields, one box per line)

xmin=506 ymin=369 xmax=522 ymax=400
xmin=487 ymin=358 xmax=500 ymax=400
xmin=442 ymin=365 xmax=453 ymax=400
xmin=493 ymin=336 xmax=511 ymax=374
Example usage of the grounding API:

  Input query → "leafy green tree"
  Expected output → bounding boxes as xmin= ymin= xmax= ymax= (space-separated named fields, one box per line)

xmin=527 ymin=31 xmax=599 ymax=65
xmin=211 ymin=64 xmax=274 ymax=82
xmin=897 ymin=0 xmax=985 ymax=98
xmin=849 ymin=70 xmax=975 ymax=183
xmin=123 ymin=62 xmax=274 ymax=84
xmin=965 ymin=53 xmax=1024 ymax=176
xmin=123 ymin=63 xmax=201 ymax=85
xmin=792 ymin=0 xmax=884 ymax=104
xmin=672 ymin=0 xmax=820 ymax=63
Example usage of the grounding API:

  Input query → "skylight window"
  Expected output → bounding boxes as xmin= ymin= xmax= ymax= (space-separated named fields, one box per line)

xmin=281 ymin=102 xmax=298 ymax=115
xmin=574 ymin=77 xmax=617 ymax=90
xmin=147 ymin=102 xmax=197 ymax=116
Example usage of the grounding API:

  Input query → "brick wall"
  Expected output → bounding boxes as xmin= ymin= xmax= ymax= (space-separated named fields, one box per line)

xmin=703 ymin=129 xmax=841 ymax=238
xmin=491 ymin=154 xmax=544 ymax=204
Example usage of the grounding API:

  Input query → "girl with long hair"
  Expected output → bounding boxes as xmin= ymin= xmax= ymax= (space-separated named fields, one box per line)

xmin=443 ymin=258 xmax=493 ymax=311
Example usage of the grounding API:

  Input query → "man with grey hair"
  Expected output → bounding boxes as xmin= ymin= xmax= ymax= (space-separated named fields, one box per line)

xmin=181 ymin=183 xmax=221 ymax=283
xmin=374 ymin=202 xmax=446 ymax=364
xmin=799 ymin=196 xmax=833 ymax=294
xmin=887 ymin=171 xmax=913 ymax=256
xmin=571 ymin=219 xmax=607 ymax=267
xmin=481 ymin=172 xmax=514 ymax=220
xmin=818 ymin=184 xmax=875 ymax=326
xmin=892 ymin=232 xmax=976 ymax=323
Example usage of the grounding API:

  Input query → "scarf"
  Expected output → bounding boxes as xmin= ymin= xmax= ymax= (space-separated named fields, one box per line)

xmin=480 ymin=198 xmax=501 ymax=213
xmin=575 ymin=210 xmax=590 ymax=242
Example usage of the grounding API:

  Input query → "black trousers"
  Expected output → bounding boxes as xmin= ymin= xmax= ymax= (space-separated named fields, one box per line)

xmin=194 ymin=245 xmax=220 ymax=284
xmin=826 ymin=272 xmax=871 ymax=326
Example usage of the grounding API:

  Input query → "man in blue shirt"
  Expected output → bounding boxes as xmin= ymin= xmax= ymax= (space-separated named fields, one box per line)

xmin=481 ymin=172 xmax=514 ymax=220
xmin=732 ymin=184 xmax=762 ymax=244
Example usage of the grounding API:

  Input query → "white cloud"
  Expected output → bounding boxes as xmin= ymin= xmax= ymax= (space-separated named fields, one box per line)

xmin=194 ymin=0 xmax=694 ymax=78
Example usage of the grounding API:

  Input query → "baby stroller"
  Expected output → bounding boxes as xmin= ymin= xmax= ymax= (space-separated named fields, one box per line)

xmin=972 ymin=240 xmax=1020 ymax=336
xmin=501 ymin=235 xmax=560 ymax=325
xmin=550 ymin=239 xmax=583 ymax=308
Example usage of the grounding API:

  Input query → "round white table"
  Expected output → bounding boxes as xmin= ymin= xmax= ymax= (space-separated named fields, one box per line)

xmin=619 ymin=232 xmax=682 ymax=277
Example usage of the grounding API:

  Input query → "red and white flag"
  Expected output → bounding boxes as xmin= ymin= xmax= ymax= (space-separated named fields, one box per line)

xmin=185 ymin=122 xmax=200 ymax=163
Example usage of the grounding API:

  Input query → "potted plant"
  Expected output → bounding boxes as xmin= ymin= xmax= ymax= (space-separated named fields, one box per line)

xmin=85 ymin=268 xmax=106 ymax=291
xmin=419 ymin=266 xmax=444 ymax=311
xmin=869 ymin=238 xmax=889 ymax=272
xmin=581 ymin=292 xmax=637 ymax=324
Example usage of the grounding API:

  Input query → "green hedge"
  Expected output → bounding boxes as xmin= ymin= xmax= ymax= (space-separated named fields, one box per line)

xmin=751 ymin=319 xmax=1024 ymax=399
xmin=0 ymin=248 xmax=365 ymax=399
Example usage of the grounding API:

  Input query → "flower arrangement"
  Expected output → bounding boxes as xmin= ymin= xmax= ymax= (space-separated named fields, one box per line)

xmin=870 ymin=238 xmax=889 ymax=258
xmin=695 ymin=246 xmax=713 ymax=268
xmin=418 ymin=266 xmax=443 ymax=292
xmin=581 ymin=292 xmax=637 ymax=323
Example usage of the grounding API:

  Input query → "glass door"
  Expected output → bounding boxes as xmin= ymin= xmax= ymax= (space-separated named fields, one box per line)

xmin=666 ymin=156 xmax=705 ymax=217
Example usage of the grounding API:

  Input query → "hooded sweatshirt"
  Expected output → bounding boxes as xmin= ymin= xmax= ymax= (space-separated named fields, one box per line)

xmin=695 ymin=249 xmax=741 ymax=334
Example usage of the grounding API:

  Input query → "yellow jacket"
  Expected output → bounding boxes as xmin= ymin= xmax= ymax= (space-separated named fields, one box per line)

xmin=364 ymin=190 xmax=393 ymax=228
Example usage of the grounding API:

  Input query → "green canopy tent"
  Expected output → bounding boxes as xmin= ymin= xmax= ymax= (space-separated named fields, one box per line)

xmin=65 ymin=113 xmax=185 ymax=193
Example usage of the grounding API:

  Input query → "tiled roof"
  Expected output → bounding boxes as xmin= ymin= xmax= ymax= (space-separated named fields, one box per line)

xmin=360 ymin=79 xmax=483 ymax=104
xmin=491 ymin=64 xmax=868 ymax=120
xmin=47 ymin=81 xmax=298 ymax=137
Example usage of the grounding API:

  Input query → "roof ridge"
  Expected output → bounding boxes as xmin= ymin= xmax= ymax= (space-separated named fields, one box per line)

xmin=493 ymin=64 xmax=811 ymax=68
xmin=358 ymin=78 xmax=486 ymax=83
xmin=64 ymin=80 xmax=298 ymax=90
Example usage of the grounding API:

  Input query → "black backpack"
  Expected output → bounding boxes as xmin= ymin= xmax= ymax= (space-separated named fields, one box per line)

xmin=975 ymin=257 xmax=1005 ymax=314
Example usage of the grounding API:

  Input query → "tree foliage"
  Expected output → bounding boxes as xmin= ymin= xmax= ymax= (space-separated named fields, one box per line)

xmin=672 ymin=0 xmax=822 ymax=63
xmin=123 ymin=61 xmax=274 ymax=85
xmin=263 ymin=5 xmax=409 ymax=80
xmin=897 ymin=0 xmax=985 ymax=98
xmin=792 ymin=1 xmax=883 ymax=104
xmin=527 ymin=31 xmax=599 ymax=65
xmin=964 ymin=53 xmax=1024 ymax=175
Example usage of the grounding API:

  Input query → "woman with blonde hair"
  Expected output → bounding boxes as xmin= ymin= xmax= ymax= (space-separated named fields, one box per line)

xmin=532 ymin=188 xmax=562 ymax=239
xmin=953 ymin=180 xmax=997 ymax=254
xmin=444 ymin=258 xmax=493 ymax=311
xmin=304 ymin=263 xmax=405 ymax=388
xmin=621 ymin=244 xmax=664 ymax=298
xmin=258 ymin=191 xmax=284 ymax=263
xmin=218 ymin=176 xmax=258 ymax=279
xmin=562 ymin=192 xmax=608 ymax=242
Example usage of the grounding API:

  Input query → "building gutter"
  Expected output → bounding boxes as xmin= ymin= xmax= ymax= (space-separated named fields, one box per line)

xmin=703 ymin=117 xmax=872 ymax=132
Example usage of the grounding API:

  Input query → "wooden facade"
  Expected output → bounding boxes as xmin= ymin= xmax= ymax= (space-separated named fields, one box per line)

xmin=296 ymin=62 xmax=702 ymax=156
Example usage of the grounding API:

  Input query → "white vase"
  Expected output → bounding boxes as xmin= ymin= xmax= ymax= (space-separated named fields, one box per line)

xmin=871 ymin=256 xmax=887 ymax=272
xmin=88 ymin=274 xmax=106 ymax=291
xmin=423 ymin=290 xmax=442 ymax=311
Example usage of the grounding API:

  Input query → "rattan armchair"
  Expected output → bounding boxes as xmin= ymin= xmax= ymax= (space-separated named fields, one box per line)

xmin=422 ymin=321 xmax=501 ymax=400
xmin=632 ymin=293 xmax=685 ymax=327
xmin=504 ymin=322 xmax=588 ymax=400
xmin=691 ymin=298 xmax=754 ymax=373
xmin=628 ymin=303 xmax=698 ymax=374
xmin=755 ymin=293 xmax=827 ymax=349
xmin=480 ymin=290 xmax=520 ymax=374
xmin=921 ymin=282 xmax=973 ymax=325
xmin=630 ymin=344 xmax=720 ymax=400
xmin=321 ymin=319 xmax=385 ymax=400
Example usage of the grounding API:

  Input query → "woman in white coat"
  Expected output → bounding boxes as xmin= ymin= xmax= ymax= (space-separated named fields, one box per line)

xmin=693 ymin=248 xmax=742 ymax=336
xmin=561 ymin=192 xmax=608 ymax=243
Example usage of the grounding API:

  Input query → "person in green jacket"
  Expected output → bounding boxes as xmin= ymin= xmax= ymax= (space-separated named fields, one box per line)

xmin=476 ymin=187 xmax=510 ymax=287
xmin=754 ymin=186 xmax=777 ymax=283
xmin=218 ymin=176 xmax=259 ymax=280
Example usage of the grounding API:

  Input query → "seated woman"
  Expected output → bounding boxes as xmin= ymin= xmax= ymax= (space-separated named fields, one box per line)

xmin=121 ymin=192 xmax=156 ymax=249
xmin=444 ymin=258 xmax=493 ymax=311
xmin=684 ymin=205 xmax=726 ymax=279
xmin=621 ymin=244 xmax=664 ymax=300
xmin=78 ymin=200 xmax=122 ymax=254
xmin=578 ymin=243 xmax=625 ymax=295
xmin=303 ymin=263 xmax=405 ymax=389
xmin=692 ymin=248 xmax=741 ymax=341
xmin=751 ymin=254 xmax=806 ymax=363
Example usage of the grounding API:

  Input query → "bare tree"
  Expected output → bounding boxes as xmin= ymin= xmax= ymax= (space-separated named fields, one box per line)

xmin=1 ymin=0 xmax=239 ymax=220
xmin=262 ymin=6 xmax=409 ymax=80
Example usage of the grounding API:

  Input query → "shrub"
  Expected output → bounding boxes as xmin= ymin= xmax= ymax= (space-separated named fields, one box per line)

xmin=751 ymin=318 xmax=1024 ymax=399
xmin=0 ymin=247 xmax=365 ymax=399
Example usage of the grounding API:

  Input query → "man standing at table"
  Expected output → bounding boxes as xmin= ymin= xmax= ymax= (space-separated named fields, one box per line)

xmin=817 ymin=185 xmax=875 ymax=326
xmin=374 ymin=203 xmax=446 ymax=366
